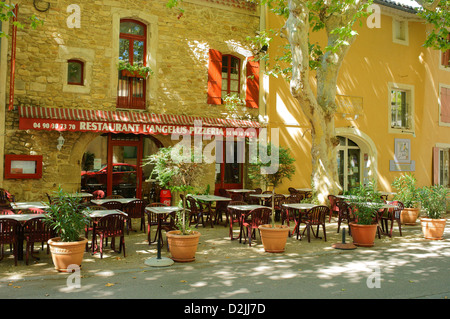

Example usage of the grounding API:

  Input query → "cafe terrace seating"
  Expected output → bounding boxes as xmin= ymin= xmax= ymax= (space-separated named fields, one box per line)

xmin=101 ymin=200 xmax=123 ymax=211
xmin=23 ymin=217 xmax=54 ymax=265
xmin=240 ymin=207 xmax=271 ymax=247
xmin=92 ymin=213 xmax=126 ymax=259
xmin=328 ymin=195 xmax=340 ymax=222
xmin=0 ymin=218 xmax=20 ymax=266
xmin=299 ymin=205 xmax=329 ymax=242
xmin=145 ymin=202 xmax=176 ymax=246
xmin=123 ymin=199 xmax=147 ymax=234
xmin=187 ymin=196 xmax=214 ymax=228
xmin=105 ymin=195 xmax=124 ymax=199
xmin=226 ymin=200 xmax=247 ymax=240
xmin=380 ymin=200 xmax=404 ymax=237
xmin=336 ymin=200 xmax=353 ymax=234
xmin=0 ymin=188 xmax=15 ymax=208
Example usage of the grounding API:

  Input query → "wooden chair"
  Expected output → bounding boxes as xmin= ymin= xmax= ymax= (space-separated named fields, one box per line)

xmin=288 ymin=187 xmax=299 ymax=195
xmin=240 ymin=207 xmax=272 ymax=246
xmin=92 ymin=213 xmax=126 ymax=259
xmin=226 ymin=201 xmax=247 ymax=240
xmin=300 ymin=205 xmax=329 ymax=242
xmin=0 ymin=218 xmax=20 ymax=266
xmin=123 ymin=199 xmax=147 ymax=234
xmin=23 ymin=217 xmax=54 ymax=265
xmin=187 ymin=196 xmax=214 ymax=228
xmin=328 ymin=195 xmax=340 ymax=222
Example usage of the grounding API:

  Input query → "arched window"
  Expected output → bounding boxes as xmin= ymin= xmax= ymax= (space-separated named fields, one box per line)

xmin=67 ymin=59 xmax=84 ymax=85
xmin=117 ymin=19 xmax=147 ymax=109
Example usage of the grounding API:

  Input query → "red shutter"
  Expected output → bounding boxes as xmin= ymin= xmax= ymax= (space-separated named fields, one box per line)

xmin=207 ymin=49 xmax=222 ymax=105
xmin=433 ymin=147 xmax=440 ymax=186
xmin=442 ymin=50 xmax=450 ymax=67
xmin=246 ymin=57 xmax=259 ymax=109
xmin=441 ymin=87 xmax=450 ymax=123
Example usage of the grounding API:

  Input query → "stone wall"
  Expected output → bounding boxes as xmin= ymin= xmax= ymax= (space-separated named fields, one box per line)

xmin=2 ymin=0 xmax=261 ymax=201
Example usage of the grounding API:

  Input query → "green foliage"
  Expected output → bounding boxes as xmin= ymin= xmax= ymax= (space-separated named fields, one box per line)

xmin=143 ymin=146 xmax=201 ymax=234
xmin=392 ymin=173 xmax=420 ymax=208
xmin=0 ymin=3 xmax=44 ymax=38
xmin=44 ymin=186 xmax=91 ymax=242
xmin=118 ymin=61 xmax=153 ymax=78
xmin=417 ymin=1 xmax=450 ymax=51
xmin=248 ymin=143 xmax=296 ymax=189
xmin=347 ymin=180 xmax=382 ymax=225
xmin=419 ymin=185 xmax=449 ymax=219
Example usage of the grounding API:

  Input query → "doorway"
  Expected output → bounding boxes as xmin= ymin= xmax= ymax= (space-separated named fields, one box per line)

xmin=337 ymin=136 xmax=361 ymax=192
xmin=81 ymin=133 xmax=162 ymax=198
xmin=215 ymin=139 xmax=244 ymax=194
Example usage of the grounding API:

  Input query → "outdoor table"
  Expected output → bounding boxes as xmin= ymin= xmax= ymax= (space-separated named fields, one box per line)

xmin=191 ymin=195 xmax=232 ymax=227
xmin=10 ymin=201 xmax=49 ymax=212
xmin=144 ymin=206 xmax=182 ymax=267
xmin=91 ymin=197 xmax=138 ymax=205
xmin=226 ymin=189 xmax=255 ymax=193
xmin=226 ymin=204 xmax=266 ymax=240
xmin=0 ymin=213 xmax=45 ymax=260
xmin=67 ymin=192 xmax=93 ymax=203
xmin=282 ymin=203 xmax=319 ymax=238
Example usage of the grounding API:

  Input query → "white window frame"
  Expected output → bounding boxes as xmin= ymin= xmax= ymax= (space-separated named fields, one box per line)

xmin=392 ymin=18 xmax=409 ymax=46
xmin=439 ymin=51 xmax=450 ymax=72
xmin=439 ymin=83 xmax=450 ymax=127
xmin=388 ymin=83 xmax=415 ymax=135
xmin=436 ymin=143 xmax=450 ymax=187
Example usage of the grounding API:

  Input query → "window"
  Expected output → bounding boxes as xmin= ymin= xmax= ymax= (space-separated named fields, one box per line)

xmin=392 ymin=18 xmax=408 ymax=45
xmin=389 ymin=83 xmax=414 ymax=133
xmin=221 ymin=55 xmax=241 ymax=100
xmin=440 ymin=85 xmax=450 ymax=126
xmin=433 ymin=147 xmax=450 ymax=187
xmin=67 ymin=60 xmax=84 ymax=85
xmin=117 ymin=19 xmax=147 ymax=109
xmin=207 ymin=49 xmax=259 ymax=108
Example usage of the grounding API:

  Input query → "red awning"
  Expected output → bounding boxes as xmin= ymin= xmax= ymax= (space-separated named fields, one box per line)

xmin=18 ymin=106 xmax=261 ymax=137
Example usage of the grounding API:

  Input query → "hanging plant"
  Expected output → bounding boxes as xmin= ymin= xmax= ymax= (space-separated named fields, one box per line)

xmin=118 ymin=61 xmax=153 ymax=78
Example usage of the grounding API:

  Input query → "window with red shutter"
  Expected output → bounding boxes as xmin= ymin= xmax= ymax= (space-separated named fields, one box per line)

xmin=207 ymin=50 xmax=259 ymax=108
xmin=207 ymin=49 xmax=222 ymax=105
xmin=441 ymin=34 xmax=450 ymax=67
xmin=246 ymin=56 xmax=259 ymax=109
xmin=441 ymin=86 xmax=450 ymax=124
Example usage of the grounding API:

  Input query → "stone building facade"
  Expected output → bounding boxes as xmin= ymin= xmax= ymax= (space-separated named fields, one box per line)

xmin=0 ymin=0 xmax=264 ymax=201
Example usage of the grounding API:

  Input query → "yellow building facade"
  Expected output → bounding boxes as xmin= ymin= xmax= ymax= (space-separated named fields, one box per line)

xmin=264 ymin=1 xmax=450 ymax=194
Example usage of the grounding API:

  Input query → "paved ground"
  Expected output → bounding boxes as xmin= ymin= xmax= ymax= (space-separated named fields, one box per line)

xmin=1 ymin=213 xmax=449 ymax=305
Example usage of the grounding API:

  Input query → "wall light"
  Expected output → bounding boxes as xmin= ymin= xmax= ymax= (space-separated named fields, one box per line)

xmin=57 ymin=133 xmax=65 ymax=151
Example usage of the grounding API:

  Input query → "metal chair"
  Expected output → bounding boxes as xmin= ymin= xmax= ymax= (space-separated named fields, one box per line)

xmin=240 ymin=207 xmax=272 ymax=246
xmin=381 ymin=200 xmax=404 ymax=237
xmin=336 ymin=200 xmax=353 ymax=234
xmin=101 ymin=200 xmax=123 ymax=211
xmin=0 ymin=218 xmax=20 ymax=266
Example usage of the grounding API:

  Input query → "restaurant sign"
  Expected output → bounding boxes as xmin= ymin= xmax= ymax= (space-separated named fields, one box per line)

xmin=19 ymin=117 xmax=258 ymax=138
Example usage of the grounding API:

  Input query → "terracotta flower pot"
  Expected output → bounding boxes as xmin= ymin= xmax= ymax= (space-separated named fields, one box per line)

xmin=258 ymin=224 xmax=290 ymax=253
xmin=349 ymin=222 xmax=378 ymax=247
xmin=400 ymin=207 xmax=420 ymax=225
xmin=420 ymin=218 xmax=446 ymax=240
xmin=166 ymin=230 xmax=201 ymax=262
xmin=48 ymin=237 xmax=88 ymax=272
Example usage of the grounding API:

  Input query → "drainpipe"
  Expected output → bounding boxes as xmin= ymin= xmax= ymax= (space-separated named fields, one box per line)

xmin=8 ymin=4 xmax=18 ymax=111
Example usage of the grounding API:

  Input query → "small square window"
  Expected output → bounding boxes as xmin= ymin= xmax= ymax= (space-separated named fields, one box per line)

xmin=389 ymin=84 xmax=414 ymax=134
xmin=392 ymin=19 xmax=408 ymax=45
xmin=67 ymin=60 xmax=84 ymax=85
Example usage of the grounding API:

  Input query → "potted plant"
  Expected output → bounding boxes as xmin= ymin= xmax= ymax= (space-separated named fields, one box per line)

xmin=44 ymin=187 xmax=91 ymax=272
xmin=418 ymin=185 xmax=449 ymax=240
xmin=144 ymin=146 xmax=201 ymax=262
xmin=347 ymin=181 xmax=383 ymax=247
xmin=118 ymin=60 xmax=153 ymax=78
xmin=248 ymin=143 xmax=296 ymax=253
xmin=392 ymin=173 xmax=421 ymax=225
